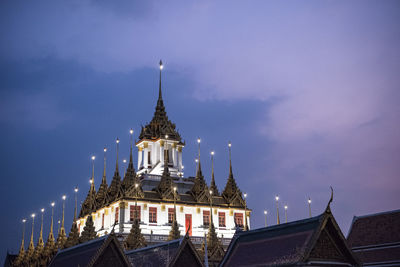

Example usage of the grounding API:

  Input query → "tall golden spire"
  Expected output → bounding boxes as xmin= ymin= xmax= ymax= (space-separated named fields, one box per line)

xmin=14 ymin=219 xmax=27 ymax=265
xmin=56 ymin=195 xmax=67 ymax=249
xmin=24 ymin=214 xmax=35 ymax=264
xmin=38 ymin=209 xmax=45 ymax=246
xmin=209 ymin=151 xmax=219 ymax=196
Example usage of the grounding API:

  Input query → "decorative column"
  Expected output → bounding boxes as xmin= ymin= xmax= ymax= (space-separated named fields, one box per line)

xmin=143 ymin=143 xmax=148 ymax=169
xmin=178 ymin=146 xmax=183 ymax=171
xmin=138 ymin=147 xmax=143 ymax=170
xmin=119 ymin=201 xmax=126 ymax=233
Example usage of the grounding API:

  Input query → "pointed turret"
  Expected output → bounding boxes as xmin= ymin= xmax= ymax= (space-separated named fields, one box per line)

xmin=80 ymin=157 xmax=97 ymax=218
xmin=156 ymin=149 xmax=176 ymax=200
xmin=56 ymin=196 xmax=67 ymax=249
xmin=24 ymin=214 xmax=35 ymax=265
xmin=202 ymin=214 xmax=225 ymax=266
xmin=43 ymin=203 xmax=57 ymax=265
xmin=122 ymin=129 xmax=138 ymax=193
xmin=190 ymin=138 xmax=210 ymax=202
xmin=79 ymin=215 xmax=96 ymax=243
xmin=65 ymin=189 xmax=80 ymax=248
xmin=124 ymin=218 xmax=147 ymax=250
xmin=96 ymin=147 xmax=109 ymax=207
xmin=222 ymin=142 xmax=245 ymax=207
xmin=107 ymin=138 xmax=124 ymax=203
xmin=14 ymin=219 xmax=27 ymax=266
xmin=138 ymin=60 xmax=183 ymax=143
xmin=168 ymin=190 xmax=180 ymax=241
xmin=33 ymin=209 xmax=45 ymax=264
xmin=209 ymin=151 xmax=219 ymax=196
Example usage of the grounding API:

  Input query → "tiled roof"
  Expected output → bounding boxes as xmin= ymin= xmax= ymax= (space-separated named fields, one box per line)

xmin=126 ymin=239 xmax=181 ymax=266
xmin=347 ymin=209 xmax=400 ymax=266
xmin=347 ymin=209 xmax=400 ymax=248
xmin=48 ymin=236 xmax=107 ymax=267
xmin=220 ymin=215 xmax=322 ymax=266
xmin=220 ymin=206 xmax=359 ymax=267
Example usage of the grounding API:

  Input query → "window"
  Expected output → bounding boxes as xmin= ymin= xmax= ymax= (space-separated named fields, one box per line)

xmin=203 ymin=210 xmax=210 ymax=226
xmin=115 ymin=207 xmax=119 ymax=224
xmin=219 ymin=212 xmax=226 ymax=227
xmin=149 ymin=207 xmax=157 ymax=223
xmin=148 ymin=151 xmax=151 ymax=165
xmin=234 ymin=213 xmax=243 ymax=227
xmin=168 ymin=208 xmax=175 ymax=223
xmin=102 ymin=213 xmax=105 ymax=228
xmin=130 ymin=205 xmax=141 ymax=221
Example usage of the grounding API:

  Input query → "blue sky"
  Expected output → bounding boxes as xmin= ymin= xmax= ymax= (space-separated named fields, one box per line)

xmin=1 ymin=0 xmax=399 ymax=261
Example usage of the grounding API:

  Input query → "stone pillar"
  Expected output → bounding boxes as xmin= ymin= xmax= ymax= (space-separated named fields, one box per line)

xmin=138 ymin=147 xmax=143 ymax=170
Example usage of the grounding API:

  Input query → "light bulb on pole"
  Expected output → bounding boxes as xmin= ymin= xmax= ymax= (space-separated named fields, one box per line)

xmin=284 ymin=205 xmax=288 ymax=223
xmin=243 ymin=193 xmax=248 ymax=230
xmin=308 ymin=197 xmax=312 ymax=218
xmin=264 ymin=210 xmax=268 ymax=227
xmin=275 ymin=195 xmax=280 ymax=225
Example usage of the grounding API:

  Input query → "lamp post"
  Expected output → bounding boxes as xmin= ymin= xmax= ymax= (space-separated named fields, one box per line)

xmin=308 ymin=197 xmax=312 ymax=218
xmin=264 ymin=210 xmax=268 ymax=227
xmin=134 ymin=183 xmax=139 ymax=221
xmin=275 ymin=195 xmax=280 ymax=225
xmin=244 ymin=193 xmax=248 ymax=230
xmin=284 ymin=205 xmax=288 ymax=223
xmin=74 ymin=187 xmax=78 ymax=220
xmin=173 ymin=186 xmax=177 ymax=223
xmin=209 ymin=190 xmax=213 ymax=226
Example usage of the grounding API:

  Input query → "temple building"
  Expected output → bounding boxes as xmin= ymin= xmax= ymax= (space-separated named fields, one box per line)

xmin=77 ymin=60 xmax=249 ymax=247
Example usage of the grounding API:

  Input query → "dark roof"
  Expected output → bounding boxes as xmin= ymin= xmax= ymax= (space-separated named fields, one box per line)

xmin=347 ymin=209 xmax=400 ymax=247
xmin=347 ymin=209 xmax=400 ymax=266
xmin=3 ymin=252 xmax=17 ymax=267
xmin=220 ymin=206 xmax=359 ymax=267
xmin=126 ymin=235 xmax=203 ymax=267
xmin=126 ymin=239 xmax=181 ymax=266
xmin=48 ymin=234 xmax=130 ymax=267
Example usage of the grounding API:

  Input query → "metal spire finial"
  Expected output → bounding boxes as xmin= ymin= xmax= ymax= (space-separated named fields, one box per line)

xmin=159 ymin=60 xmax=163 ymax=101
xmin=116 ymin=138 xmax=120 ymax=171
xmin=103 ymin=147 xmax=107 ymax=179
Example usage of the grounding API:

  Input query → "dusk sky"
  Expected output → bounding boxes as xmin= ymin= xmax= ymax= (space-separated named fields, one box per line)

xmin=1 ymin=0 xmax=399 ymax=261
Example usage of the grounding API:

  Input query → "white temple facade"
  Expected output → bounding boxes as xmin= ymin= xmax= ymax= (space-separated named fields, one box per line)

xmin=77 ymin=61 xmax=250 ymax=246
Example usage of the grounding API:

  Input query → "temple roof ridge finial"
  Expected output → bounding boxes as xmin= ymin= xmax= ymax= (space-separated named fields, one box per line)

xmin=159 ymin=60 xmax=163 ymax=101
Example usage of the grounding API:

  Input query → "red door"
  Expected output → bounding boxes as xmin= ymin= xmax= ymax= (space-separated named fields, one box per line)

xmin=185 ymin=214 xmax=192 ymax=236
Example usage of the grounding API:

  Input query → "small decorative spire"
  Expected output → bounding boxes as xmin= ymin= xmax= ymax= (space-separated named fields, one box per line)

xmin=168 ymin=186 xmax=180 ymax=240
xmin=156 ymin=135 xmax=176 ymax=200
xmin=24 ymin=214 xmax=35 ymax=264
xmin=79 ymin=215 xmax=96 ymax=243
xmin=190 ymin=138 xmax=210 ymax=202
xmin=107 ymin=138 xmax=123 ymax=203
xmin=222 ymin=142 xmax=244 ymax=206
xmin=96 ymin=148 xmax=109 ymax=208
xmin=42 ymin=202 xmax=56 ymax=265
xmin=210 ymin=151 xmax=219 ymax=196
xmin=14 ymin=219 xmax=27 ymax=266
xmin=159 ymin=60 xmax=163 ymax=101
xmin=56 ymin=195 xmax=67 ymax=249
xmin=65 ymin=190 xmax=80 ymax=249
xmin=125 ymin=218 xmax=147 ymax=250
xmin=33 ymin=209 xmax=45 ymax=263
xmin=123 ymin=129 xmax=139 ymax=194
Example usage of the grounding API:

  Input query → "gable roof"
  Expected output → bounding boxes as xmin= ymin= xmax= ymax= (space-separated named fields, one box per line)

xmin=347 ymin=209 xmax=400 ymax=248
xmin=220 ymin=206 xmax=359 ymax=267
xmin=48 ymin=234 xmax=130 ymax=267
xmin=347 ymin=209 xmax=400 ymax=266
xmin=126 ymin=235 xmax=203 ymax=267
